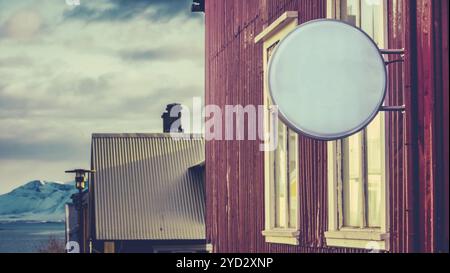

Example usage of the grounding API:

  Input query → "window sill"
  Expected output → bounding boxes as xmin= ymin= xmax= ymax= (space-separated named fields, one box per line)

xmin=325 ymin=229 xmax=389 ymax=251
xmin=262 ymin=229 xmax=300 ymax=246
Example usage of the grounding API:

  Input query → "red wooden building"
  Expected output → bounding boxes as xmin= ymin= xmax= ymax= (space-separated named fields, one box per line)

xmin=199 ymin=0 xmax=448 ymax=253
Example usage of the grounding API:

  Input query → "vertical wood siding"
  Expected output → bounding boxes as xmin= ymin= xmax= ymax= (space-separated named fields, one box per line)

xmin=401 ymin=0 xmax=449 ymax=253
xmin=437 ymin=0 xmax=449 ymax=254
xmin=205 ymin=0 xmax=448 ymax=253
xmin=387 ymin=0 xmax=408 ymax=253
xmin=411 ymin=0 xmax=449 ymax=253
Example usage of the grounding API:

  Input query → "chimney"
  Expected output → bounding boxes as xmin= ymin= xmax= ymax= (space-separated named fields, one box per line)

xmin=161 ymin=103 xmax=183 ymax=133
xmin=191 ymin=0 xmax=205 ymax=12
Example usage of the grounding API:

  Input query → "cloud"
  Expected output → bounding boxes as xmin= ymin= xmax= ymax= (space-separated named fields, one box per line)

xmin=63 ymin=0 xmax=197 ymax=22
xmin=0 ymin=9 xmax=43 ymax=40
xmin=0 ymin=0 xmax=204 ymax=191
xmin=119 ymin=46 xmax=202 ymax=62
xmin=118 ymin=84 xmax=202 ymax=111
xmin=46 ymin=74 xmax=113 ymax=97
xmin=0 ymin=137 xmax=89 ymax=161
xmin=0 ymin=56 xmax=33 ymax=67
xmin=0 ymin=159 xmax=85 ymax=194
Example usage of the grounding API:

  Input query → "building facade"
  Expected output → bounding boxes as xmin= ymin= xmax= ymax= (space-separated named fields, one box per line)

xmin=65 ymin=133 xmax=207 ymax=253
xmin=203 ymin=0 xmax=448 ymax=253
xmin=89 ymin=133 xmax=206 ymax=253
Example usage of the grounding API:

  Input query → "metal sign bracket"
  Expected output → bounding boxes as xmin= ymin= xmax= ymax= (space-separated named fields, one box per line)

xmin=379 ymin=105 xmax=406 ymax=112
xmin=379 ymin=49 xmax=406 ymax=112
xmin=381 ymin=48 xmax=405 ymax=66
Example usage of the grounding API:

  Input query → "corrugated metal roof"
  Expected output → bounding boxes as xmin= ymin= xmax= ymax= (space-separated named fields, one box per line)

xmin=91 ymin=133 xmax=205 ymax=241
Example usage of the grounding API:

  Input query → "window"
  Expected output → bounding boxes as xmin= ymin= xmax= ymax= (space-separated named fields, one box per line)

xmin=255 ymin=11 xmax=300 ymax=245
xmin=325 ymin=0 xmax=389 ymax=251
xmin=272 ymin=118 xmax=299 ymax=229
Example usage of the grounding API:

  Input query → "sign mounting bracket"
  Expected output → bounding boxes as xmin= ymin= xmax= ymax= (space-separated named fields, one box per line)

xmin=381 ymin=48 xmax=405 ymax=66
xmin=379 ymin=105 xmax=406 ymax=112
xmin=380 ymin=49 xmax=405 ymax=55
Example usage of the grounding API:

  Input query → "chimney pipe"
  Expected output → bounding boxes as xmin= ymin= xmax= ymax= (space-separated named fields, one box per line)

xmin=161 ymin=103 xmax=183 ymax=133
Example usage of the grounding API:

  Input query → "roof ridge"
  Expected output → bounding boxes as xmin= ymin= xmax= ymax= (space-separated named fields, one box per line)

xmin=92 ymin=133 xmax=204 ymax=139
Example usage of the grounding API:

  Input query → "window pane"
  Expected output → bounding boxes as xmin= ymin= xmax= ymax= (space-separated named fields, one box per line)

xmin=362 ymin=0 xmax=384 ymax=228
xmin=288 ymin=130 xmax=298 ymax=228
xmin=343 ymin=133 xmax=363 ymax=227
xmin=340 ymin=0 xmax=360 ymax=27
xmin=366 ymin=114 xmax=383 ymax=227
xmin=338 ymin=0 xmax=386 ymax=230
xmin=275 ymin=122 xmax=287 ymax=228
xmin=361 ymin=0 xmax=384 ymax=46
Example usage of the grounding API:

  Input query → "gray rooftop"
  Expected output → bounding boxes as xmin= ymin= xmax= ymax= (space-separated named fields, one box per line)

xmin=90 ymin=133 xmax=205 ymax=241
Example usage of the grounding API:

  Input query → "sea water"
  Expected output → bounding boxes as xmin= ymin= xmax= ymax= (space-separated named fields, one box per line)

xmin=0 ymin=221 xmax=65 ymax=253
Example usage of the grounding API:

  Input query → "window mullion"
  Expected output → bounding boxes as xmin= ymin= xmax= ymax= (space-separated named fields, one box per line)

xmin=360 ymin=130 xmax=368 ymax=228
xmin=271 ymin=109 xmax=277 ymax=230
xmin=337 ymin=140 xmax=344 ymax=229
xmin=284 ymin=128 xmax=290 ymax=228
xmin=357 ymin=0 xmax=362 ymax=27
xmin=286 ymin=128 xmax=291 ymax=228
xmin=335 ymin=0 xmax=340 ymax=19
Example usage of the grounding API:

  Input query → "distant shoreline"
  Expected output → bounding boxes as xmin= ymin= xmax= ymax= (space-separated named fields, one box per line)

xmin=0 ymin=219 xmax=65 ymax=224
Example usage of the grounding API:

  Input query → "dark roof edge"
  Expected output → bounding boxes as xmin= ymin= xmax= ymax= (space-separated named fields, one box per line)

xmin=92 ymin=133 xmax=204 ymax=139
xmin=189 ymin=160 xmax=206 ymax=170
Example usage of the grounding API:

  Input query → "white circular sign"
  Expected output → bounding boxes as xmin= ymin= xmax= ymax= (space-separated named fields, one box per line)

xmin=268 ymin=19 xmax=387 ymax=141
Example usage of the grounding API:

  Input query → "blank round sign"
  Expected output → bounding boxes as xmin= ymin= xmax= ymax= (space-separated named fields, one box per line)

xmin=268 ymin=19 xmax=387 ymax=141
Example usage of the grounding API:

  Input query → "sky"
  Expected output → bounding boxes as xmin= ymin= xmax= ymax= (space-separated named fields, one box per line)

xmin=0 ymin=0 xmax=204 ymax=194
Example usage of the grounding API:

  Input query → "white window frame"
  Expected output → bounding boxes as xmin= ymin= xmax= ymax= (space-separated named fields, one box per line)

xmin=255 ymin=11 xmax=300 ymax=246
xmin=325 ymin=0 xmax=390 ymax=251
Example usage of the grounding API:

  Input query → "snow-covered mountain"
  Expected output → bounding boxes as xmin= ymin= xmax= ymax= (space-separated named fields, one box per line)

xmin=0 ymin=180 xmax=77 ymax=222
